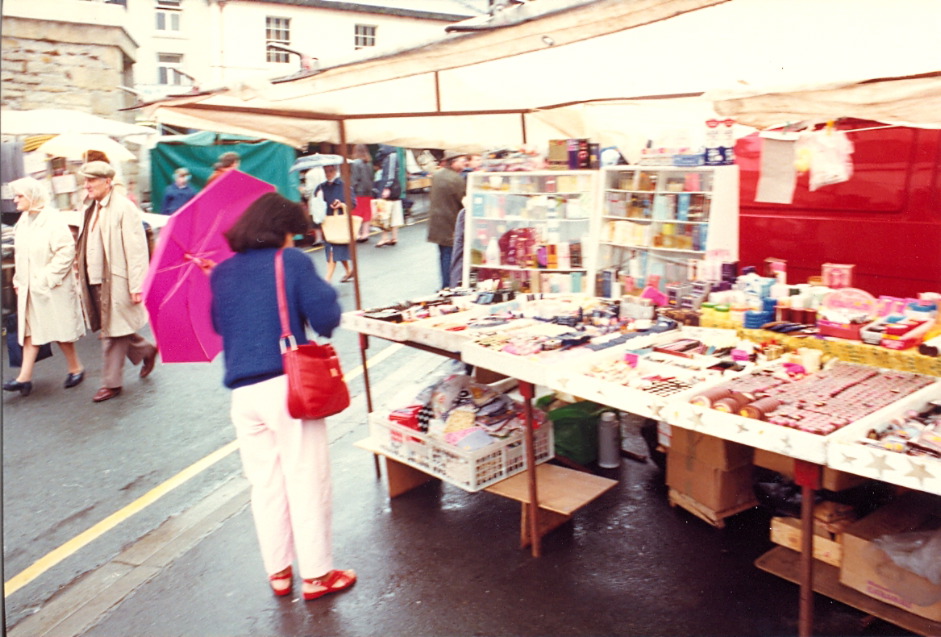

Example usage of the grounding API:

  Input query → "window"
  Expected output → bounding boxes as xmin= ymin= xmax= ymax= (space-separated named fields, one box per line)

xmin=156 ymin=0 xmax=181 ymax=32
xmin=157 ymin=53 xmax=184 ymax=85
xmin=266 ymin=16 xmax=291 ymax=63
xmin=354 ymin=24 xmax=376 ymax=49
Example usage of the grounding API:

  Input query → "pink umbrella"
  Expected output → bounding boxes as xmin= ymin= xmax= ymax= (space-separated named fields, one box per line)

xmin=142 ymin=170 xmax=275 ymax=362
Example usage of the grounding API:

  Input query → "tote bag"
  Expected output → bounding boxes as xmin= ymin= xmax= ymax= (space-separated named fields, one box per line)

xmin=321 ymin=204 xmax=362 ymax=245
xmin=371 ymin=199 xmax=404 ymax=230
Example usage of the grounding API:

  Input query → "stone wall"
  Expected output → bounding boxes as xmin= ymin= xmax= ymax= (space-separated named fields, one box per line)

xmin=1 ymin=17 xmax=146 ymax=202
xmin=1 ymin=17 xmax=137 ymax=119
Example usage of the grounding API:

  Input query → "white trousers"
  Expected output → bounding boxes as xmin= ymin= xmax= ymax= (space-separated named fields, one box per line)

xmin=231 ymin=375 xmax=333 ymax=580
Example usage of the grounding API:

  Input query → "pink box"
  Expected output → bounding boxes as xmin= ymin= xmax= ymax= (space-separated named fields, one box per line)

xmin=821 ymin=263 xmax=854 ymax=288
xmin=817 ymin=318 xmax=863 ymax=341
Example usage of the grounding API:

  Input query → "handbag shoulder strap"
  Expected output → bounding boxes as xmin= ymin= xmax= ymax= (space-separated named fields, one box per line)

xmin=274 ymin=249 xmax=293 ymax=341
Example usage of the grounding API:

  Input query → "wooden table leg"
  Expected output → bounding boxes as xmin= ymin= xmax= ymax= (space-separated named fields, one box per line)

xmin=357 ymin=333 xmax=382 ymax=480
xmin=794 ymin=460 xmax=822 ymax=637
xmin=519 ymin=381 xmax=541 ymax=557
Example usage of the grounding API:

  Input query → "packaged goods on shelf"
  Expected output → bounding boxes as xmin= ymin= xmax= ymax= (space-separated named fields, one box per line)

xmin=369 ymin=374 xmax=553 ymax=491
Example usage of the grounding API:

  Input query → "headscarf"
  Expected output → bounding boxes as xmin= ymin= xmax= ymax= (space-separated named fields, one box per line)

xmin=10 ymin=177 xmax=48 ymax=213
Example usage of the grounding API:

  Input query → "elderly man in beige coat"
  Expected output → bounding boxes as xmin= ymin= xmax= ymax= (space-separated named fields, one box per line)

xmin=76 ymin=161 xmax=158 ymax=402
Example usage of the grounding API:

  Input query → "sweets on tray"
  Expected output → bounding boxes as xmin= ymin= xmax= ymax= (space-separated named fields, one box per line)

xmin=688 ymin=362 xmax=937 ymax=436
xmin=858 ymin=400 xmax=941 ymax=458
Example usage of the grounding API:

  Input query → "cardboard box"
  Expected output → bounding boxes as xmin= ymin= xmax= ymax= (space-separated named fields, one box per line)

xmin=670 ymin=429 xmax=753 ymax=470
xmin=666 ymin=451 xmax=755 ymax=512
xmin=754 ymin=448 xmax=867 ymax=492
xmin=839 ymin=494 xmax=941 ymax=622
xmin=770 ymin=516 xmax=843 ymax=568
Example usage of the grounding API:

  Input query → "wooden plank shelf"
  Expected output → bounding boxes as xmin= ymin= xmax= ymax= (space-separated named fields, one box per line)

xmin=756 ymin=547 xmax=941 ymax=637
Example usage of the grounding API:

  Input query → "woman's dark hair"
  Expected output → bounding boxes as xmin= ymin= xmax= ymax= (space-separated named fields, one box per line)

xmin=224 ymin=192 xmax=309 ymax=252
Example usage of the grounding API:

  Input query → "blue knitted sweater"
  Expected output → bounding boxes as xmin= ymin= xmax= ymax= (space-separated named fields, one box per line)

xmin=210 ymin=247 xmax=340 ymax=389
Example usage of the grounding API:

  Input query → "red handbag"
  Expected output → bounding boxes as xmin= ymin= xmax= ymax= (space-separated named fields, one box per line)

xmin=275 ymin=250 xmax=350 ymax=420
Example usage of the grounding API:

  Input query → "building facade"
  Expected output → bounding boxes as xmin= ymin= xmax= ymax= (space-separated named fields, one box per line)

xmin=1 ymin=0 xmax=487 ymax=110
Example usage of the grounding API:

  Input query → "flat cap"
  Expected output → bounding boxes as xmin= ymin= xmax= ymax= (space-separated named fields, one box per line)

xmin=441 ymin=150 xmax=468 ymax=163
xmin=80 ymin=161 xmax=115 ymax=179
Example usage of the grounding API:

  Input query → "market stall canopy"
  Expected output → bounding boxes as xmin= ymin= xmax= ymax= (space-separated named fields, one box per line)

xmin=137 ymin=0 xmax=941 ymax=150
xmin=35 ymin=133 xmax=137 ymax=162
xmin=707 ymin=72 xmax=941 ymax=130
xmin=1 ymin=108 xmax=155 ymax=139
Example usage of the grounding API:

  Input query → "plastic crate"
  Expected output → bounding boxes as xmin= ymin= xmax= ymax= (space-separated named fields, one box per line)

xmin=368 ymin=413 xmax=553 ymax=492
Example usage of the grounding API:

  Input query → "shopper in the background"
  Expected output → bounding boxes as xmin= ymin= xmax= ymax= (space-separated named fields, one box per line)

xmin=209 ymin=192 xmax=355 ymax=602
xmin=463 ymin=153 xmax=483 ymax=178
xmin=427 ymin=150 xmax=468 ymax=289
xmin=162 ymin=167 xmax=197 ymax=214
xmin=207 ymin=151 xmax=240 ymax=184
xmin=316 ymin=164 xmax=356 ymax=283
xmin=3 ymin=178 xmax=86 ymax=397
xmin=350 ymin=144 xmax=374 ymax=242
xmin=373 ymin=144 xmax=402 ymax=247
xmin=75 ymin=161 xmax=158 ymax=403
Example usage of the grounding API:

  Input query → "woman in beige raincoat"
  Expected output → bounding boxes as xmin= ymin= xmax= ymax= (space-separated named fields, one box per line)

xmin=3 ymin=178 xmax=86 ymax=397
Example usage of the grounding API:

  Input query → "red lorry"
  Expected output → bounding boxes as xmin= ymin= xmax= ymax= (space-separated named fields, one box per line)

xmin=735 ymin=120 xmax=941 ymax=298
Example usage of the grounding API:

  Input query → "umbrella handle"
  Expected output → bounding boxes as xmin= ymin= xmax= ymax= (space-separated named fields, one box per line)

xmin=184 ymin=254 xmax=217 ymax=275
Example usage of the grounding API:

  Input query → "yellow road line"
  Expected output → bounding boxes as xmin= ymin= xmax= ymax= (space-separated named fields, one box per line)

xmin=342 ymin=342 xmax=402 ymax=381
xmin=3 ymin=441 xmax=239 ymax=597
xmin=4 ymin=342 xmax=402 ymax=597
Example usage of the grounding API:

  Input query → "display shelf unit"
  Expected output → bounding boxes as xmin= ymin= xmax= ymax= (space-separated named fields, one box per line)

xmin=464 ymin=171 xmax=598 ymax=294
xmin=594 ymin=165 xmax=739 ymax=296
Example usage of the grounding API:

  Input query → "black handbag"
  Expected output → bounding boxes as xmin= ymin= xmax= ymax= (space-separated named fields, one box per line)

xmin=4 ymin=314 xmax=53 ymax=367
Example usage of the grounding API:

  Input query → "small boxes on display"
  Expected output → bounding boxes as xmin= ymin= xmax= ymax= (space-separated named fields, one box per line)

xmin=547 ymin=139 xmax=599 ymax=170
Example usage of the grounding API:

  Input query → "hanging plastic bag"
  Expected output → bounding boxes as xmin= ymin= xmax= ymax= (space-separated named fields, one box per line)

xmin=798 ymin=127 xmax=855 ymax=191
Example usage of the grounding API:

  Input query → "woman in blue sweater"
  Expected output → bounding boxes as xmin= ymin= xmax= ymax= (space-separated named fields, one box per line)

xmin=210 ymin=193 xmax=355 ymax=601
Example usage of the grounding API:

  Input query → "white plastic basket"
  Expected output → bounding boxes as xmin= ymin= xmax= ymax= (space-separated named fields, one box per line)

xmin=368 ymin=412 xmax=553 ymax=492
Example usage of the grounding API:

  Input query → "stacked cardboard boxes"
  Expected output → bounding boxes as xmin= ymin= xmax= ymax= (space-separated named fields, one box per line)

xmin=666 ymin=429 xmax=756 ymax=525
xmin=840 ymin=493 xmax=941 ymax=623
xmin=769 ymin=501 xmax=856 ymax=568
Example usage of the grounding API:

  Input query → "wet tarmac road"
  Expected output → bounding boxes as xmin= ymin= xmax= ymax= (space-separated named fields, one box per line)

xmin=2 ymin=216 xmax=918 ymax=636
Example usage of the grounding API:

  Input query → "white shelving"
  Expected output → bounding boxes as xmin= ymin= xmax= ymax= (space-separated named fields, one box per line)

xmin=464 ymin=171 xmax=598 ymax=294
xmin=592 ymin=165 xmax=739 ymax=296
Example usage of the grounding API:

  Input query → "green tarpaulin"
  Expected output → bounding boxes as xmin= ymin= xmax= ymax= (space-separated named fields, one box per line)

xmin=150 ymin=135 xmax=299 ymax=213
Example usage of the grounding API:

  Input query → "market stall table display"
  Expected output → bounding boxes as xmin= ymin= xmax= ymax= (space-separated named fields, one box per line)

xmin=343 ymin=289 xmax=941 ymax=634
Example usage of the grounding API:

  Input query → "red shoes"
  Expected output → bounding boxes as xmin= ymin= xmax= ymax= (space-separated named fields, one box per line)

xmin=269 ymin=566 xmax=293 ymax=597
xmin=302 ymin=569 xmax=357 ymax=601
xmin=270 ymin=566 xmax=356 ymax=600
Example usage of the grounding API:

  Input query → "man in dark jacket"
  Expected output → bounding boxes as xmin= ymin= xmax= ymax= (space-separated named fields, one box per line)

xmin=426 ymin=150 xmax=468 ymax=289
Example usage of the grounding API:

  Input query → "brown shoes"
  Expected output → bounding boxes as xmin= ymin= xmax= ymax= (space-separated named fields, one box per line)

xmin=140 ymin=349 xmax=158 ymax=378
xmin=93 ymin=387 xmax=122 ymax=403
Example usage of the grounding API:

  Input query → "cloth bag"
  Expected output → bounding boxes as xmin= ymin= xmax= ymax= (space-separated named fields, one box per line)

xmin=275 ymin=250 xmax=350 ymax=420
xmin=371 ymin=199 xmax=404 ymax=230
xmin=4 ymin=314 xmax=53 ymax=367
xmin=321 ymin=203 xmax=362 ymax=245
